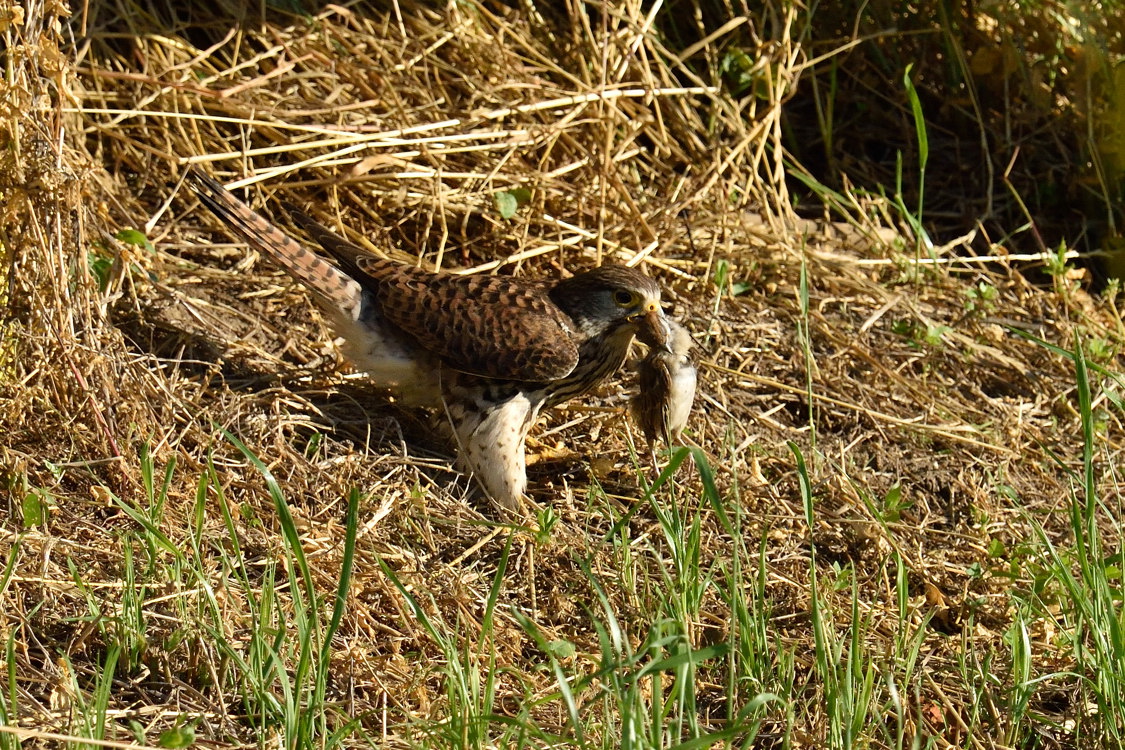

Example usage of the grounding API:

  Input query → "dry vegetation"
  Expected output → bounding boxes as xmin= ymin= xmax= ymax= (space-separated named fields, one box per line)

xmin=2 ymin=0 xmax=1125 ymax=747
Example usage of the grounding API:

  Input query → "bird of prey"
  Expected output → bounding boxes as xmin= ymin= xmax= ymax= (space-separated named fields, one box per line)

xmin=631 ymin=317 xmax=696 ymax=450
xmin=186 ymin=169 xmax=673 ymax=513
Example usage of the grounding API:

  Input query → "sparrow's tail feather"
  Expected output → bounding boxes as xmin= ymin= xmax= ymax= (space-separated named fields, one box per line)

xmin=185 ymin=168 xmax=365 ymax=321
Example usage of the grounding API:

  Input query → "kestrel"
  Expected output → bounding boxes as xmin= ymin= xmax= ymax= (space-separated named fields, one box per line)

xmin=631 ymin=318 xmax=696 ymax=450
xmin=186 ymin=169 xmax=673 ymax=513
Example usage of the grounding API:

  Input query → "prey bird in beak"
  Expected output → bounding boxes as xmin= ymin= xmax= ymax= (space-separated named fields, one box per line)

xmin=632 ymin=303 xmax=672 ymax=353
xmin=631 ymin=318 xmax=697 ymax=453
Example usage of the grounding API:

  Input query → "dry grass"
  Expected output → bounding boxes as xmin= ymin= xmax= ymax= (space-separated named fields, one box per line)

xmin=2 ymin=0 xmax=1124 ymax=747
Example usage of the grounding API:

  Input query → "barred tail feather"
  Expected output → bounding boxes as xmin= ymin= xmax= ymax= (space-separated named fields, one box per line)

xmin=185 ymin=169 xmax=365 ymax=322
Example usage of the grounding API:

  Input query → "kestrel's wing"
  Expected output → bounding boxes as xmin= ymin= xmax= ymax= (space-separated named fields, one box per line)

xmin=372 ymin=269 xmax=581 ymax=382
xmin=289 ymin=208 xmax=581 ymax=383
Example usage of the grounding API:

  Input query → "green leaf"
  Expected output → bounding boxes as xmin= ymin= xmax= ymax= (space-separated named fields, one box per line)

xmin=545 ymin=639 xmax=575 ymax=660
xmin=713 ymin=259 xmax=729 ymax=289
xmin=114 ymin=228 xmax=155 ymax=253
xmin=730 ymin=281 xmax=751 ymax=296
xmin=881 ymin=485 xmax=903 ymax=521
xmin=128 ymin=719 xmax=147 ymax=743
xmin=721 ymin=49 xmax=755 ymax=96
xmin=924 ymin=324 xmax=950 ymax=347
xmin=494 ymin=190 xmax=525 ymax=219
xmin=902 ymin=64 xmax=928 ymax=170
xmin=158 ymin=724 xmax=195 ymax=748
xmin=21 ymin=490 xmax=47 ymax=527
xmin=88 ymin=251 xmax=113 ymax=292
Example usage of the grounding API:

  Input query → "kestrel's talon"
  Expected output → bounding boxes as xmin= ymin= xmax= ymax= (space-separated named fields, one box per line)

xmin=525 ymin=442 xmax=579 ymax=466
xmin=187 ymin=168 xmax=692 ymax=513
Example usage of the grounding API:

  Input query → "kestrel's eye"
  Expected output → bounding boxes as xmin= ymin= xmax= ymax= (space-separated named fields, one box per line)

xmin=614 ymin=289 xmax=638 ymax=307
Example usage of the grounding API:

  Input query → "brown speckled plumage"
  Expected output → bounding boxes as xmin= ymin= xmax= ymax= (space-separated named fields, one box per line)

xmin=187 ymin=168 xmax=675 ymax=513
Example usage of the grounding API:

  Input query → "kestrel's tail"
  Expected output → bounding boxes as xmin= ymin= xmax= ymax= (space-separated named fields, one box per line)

xmin=185 ymin=168 xmax=365 ymax=322
xmin=284 ymin=203 xmax=386 ymax=288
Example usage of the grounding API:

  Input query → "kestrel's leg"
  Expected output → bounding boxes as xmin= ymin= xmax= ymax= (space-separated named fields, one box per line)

xmin=442 ymin=381 xmax=539 ymax=514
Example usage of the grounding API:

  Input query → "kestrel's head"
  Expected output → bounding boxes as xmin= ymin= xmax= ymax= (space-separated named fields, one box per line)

xmin=549 ymin=264 xmax=666 ymax=346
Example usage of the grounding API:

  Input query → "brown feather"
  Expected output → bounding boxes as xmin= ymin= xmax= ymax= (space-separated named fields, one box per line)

xmin=285 ymin=206 xmax=582 ymax=382
xmin=186 ymin=169 xmax=366 ymax=321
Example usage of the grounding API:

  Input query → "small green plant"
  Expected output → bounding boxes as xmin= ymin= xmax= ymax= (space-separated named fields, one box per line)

xmin=891 ymin=318 xmax=916 ymax=339
xmin=381 ymin=532 xmax=520 ymax=749
xmin=115 ymin=228 xmax=155 ymax=253
xmin=20 ymin=485 xmax=49 ymax=528
xmin=898 ymin=63 xmax=933 ymax=267
xmin=157 ymin=720 xmax=197 ymax=748
xmin=223 ymin=432 xmax=362 ymax=748
xmin=713 ymin=259 xmax=751 ymax=298
xmin=880 ymin=484 xmax=910 ymax=522
xmin=892 ymin=315 xmax=950 ymax=350
xmin=493 ymin=187 xmax=531 ymax=219
xmin=924 ymin=324 xmax=950 ymax=348
xmin=303 ymin=431 xmax=323 ymax=460
xmin=87 ymin=249 xmax=114 ymax=292
xmin=1044 ymin=241 xmax=1072 ymax=279
xmin=1085 ymin=334 xmax=1115 ymax=361
xmin=534 ymin=504 xmax=560 ymax=543
xmin=116 ymin=534 xmax=150 ymax=671
xmin=792 ymin=443 xmax=880 ymax=746
xmin=88 ymin=228 xmax=156 ymax=293
xmin=721 ymin=48 xmax=757 ymax=97
xmin=964 ymin=281 xmax=999 ymax=312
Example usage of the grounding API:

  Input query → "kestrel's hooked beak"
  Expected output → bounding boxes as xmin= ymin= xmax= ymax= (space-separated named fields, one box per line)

xmin=630 ymin=301 xmax=671 ymax=352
